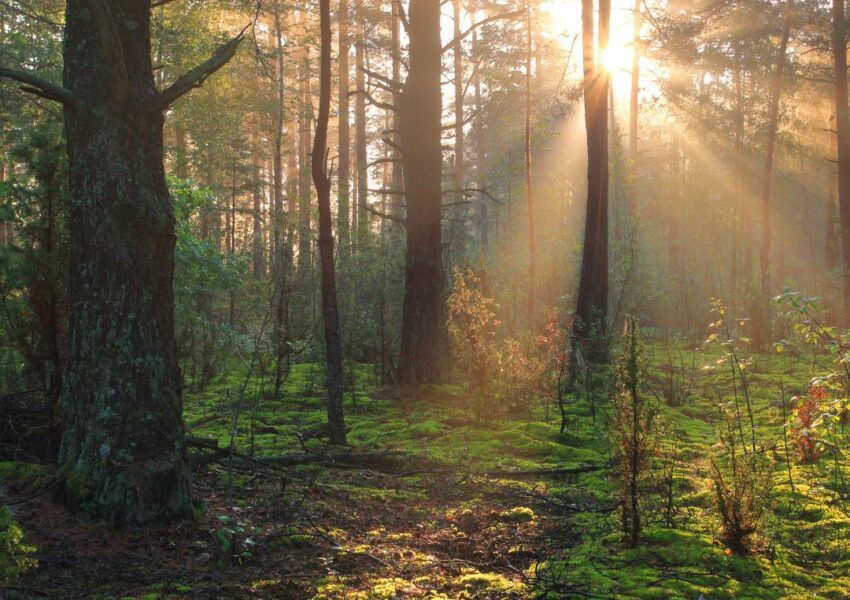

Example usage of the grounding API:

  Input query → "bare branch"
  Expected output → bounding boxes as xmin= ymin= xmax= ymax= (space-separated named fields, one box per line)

xmin=368 ymin=188 xmax=406 ymax=196
xmin=0 ymin=67 xmax=74 ymax=105
xmin=350 ymin=88 xmax=396 ymax=112
xmin=443 ymin=186 xmax=502 ymax=204
xmin=360 ymin=202 xmax=406 ymax=225
xmin=441 ymin=10 xmax=523 ymax=53
xmin=154 ymin=24 xmax=249 ymax=111
xmin=368 ymin=157 xmax=401 ymax=168
xmin=360 ymin=66 xmax=402 ymax=90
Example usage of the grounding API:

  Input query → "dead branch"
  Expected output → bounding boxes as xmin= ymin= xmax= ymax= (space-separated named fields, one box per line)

xmin=154 ymin=24 xmax=249 ymax=110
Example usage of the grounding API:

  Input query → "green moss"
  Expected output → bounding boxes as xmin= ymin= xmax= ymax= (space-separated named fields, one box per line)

xmin=498 ymin=506 xmax=535 ymax=523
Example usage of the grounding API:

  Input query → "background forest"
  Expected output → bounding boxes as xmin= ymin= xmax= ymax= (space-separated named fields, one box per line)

xmin=2 ymin=0 xmax=850 ymax=598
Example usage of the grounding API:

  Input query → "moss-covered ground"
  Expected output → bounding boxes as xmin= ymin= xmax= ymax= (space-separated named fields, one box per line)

xmin=3 ymin=342 xmax=850 ymax=598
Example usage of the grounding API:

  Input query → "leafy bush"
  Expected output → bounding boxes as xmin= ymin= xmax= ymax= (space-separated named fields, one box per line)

xmin=709 ymin=411 xmax=774 ymax=555
xmin=790 ymin=386 xmax=824 ymax=463
xmin=447 ymin=269 xmax=564 ymax=419
xmin=447 ymin=267 xmax=501 ymax=390
xmin=0 ymin=506 xmax=36 ymax=584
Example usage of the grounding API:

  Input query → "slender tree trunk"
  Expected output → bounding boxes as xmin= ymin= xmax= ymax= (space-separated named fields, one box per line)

xmin=298 ymin=26 xmax=313 ymax=275
xmin=0 ymin=160 xmax=6 ymax=246
xmin=759 ymin=20 xmax=791 ymax=296
xmin=453 ymin=0 xmax=466 ymax=257
xmin=338 ymin=0 xmax=351 ymax=255
xmin=739 ymin=45 xmax=753 ymax=292
xmin=314 ymin=0 xmax=347 ymax=445
xmin=252 ymin=127 xmax=266 ymax=278
xmin=574 ymin=0 xmax=610 ymax=362
xmin=731 ymin=50 xmax=743 ymax=299
xmin=173 ymin=125 xmax=189 ymax=180
xmin=628 ymin=0 xmax=640 ymax=220
xmin=525 ymin=0 xmax=536 ymax=317
xmin=391 ymin=0 xmax=404 ymax=208
xmin=355 ymin=3 xmax=368 ymax=245
xmin=272 ymin=0 xmax=291 ymax=400
xmin=398 ymin=0 xmax=444 ymax=383
xmin=833 ymin=0 xmax=850 ymax=324
xmin=667 ymin=141 xmax=681 ymax=281
xmin=472 ymin=23 xmax=487 ymax=256
xmin=826 ymin=115 xmax=839 ymax=271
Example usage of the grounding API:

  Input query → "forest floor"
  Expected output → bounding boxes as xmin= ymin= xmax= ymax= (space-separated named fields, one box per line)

xmin=3 ymin=344 xmax=850 ymax=599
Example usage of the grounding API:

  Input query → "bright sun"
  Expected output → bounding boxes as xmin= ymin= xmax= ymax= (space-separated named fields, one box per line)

xmin=540 ymin=0 xmax=661 ymax=101
xmin=600 ymin=44 xmax=633 ymax=75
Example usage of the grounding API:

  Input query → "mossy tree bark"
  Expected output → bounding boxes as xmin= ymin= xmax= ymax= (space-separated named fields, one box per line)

xmin=0 ymin=0 xmax=244 ymax=525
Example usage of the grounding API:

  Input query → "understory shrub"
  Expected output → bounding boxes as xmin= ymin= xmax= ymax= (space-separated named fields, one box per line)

xmin=0 ymin=506 xmax=36 ymax=584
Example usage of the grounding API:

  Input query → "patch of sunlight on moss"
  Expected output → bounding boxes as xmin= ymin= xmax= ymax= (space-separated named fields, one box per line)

xmin=499 ymin=506 xmax=535 ymax=522
xmin=250 ymin=579 xmax=279 ymax=591
xmin=314 ymin=576 xmax=417 ymax=599
xmin=454 ymin=569 xmax=525 ymax=595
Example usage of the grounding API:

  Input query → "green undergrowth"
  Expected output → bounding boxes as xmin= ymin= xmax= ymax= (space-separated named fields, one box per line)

xmin=178 ymin=341 xmax=850 ymax=598
xmin=185 ymin=362 xmax=608 ymax=475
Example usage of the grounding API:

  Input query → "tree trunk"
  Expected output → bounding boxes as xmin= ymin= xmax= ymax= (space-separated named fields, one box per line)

xmin=313 ymin=0 xmax=347 ymax=445
xmin=173 ymin=125 xmax=189 ymax=180
xmin=525 ymin=1 xmax=536 ymax=317
xmin=57 ymin=0 xmax=217 ymax=524
xmin=252 ymin=127 xmax=266 ymax=278
xmin=0 ymin=160 xmax=5 ymax=246
xmin=398 ymin=0 xmax=444 ymax=384
xmin=453 ymin=0 xmax=466 ymax=258
xmin=833 ymin=0 xmax=850 ymax=324
xmin=826 ymin=115 xmax=839 ymax=272
xmin=355 ymin=3 xmax=369 ymax=245
xmin=298 ymin=29 xmax=313 ymax=276
xmin=472 ymin=24 xmax=487 ymax=256
xmin=391 ymin=0 xmax=404 ymax=210
xmin=574 ymin=0 xmax=610 ymax=362
xmin=272 ymin=0 xmax=291 ymax=400
xmin=739 ymin=42 xmax=753 ymax=292
xmin=731 ymin=48 xmax=744 ymax=300
xmin=759 ymin=20 xmax=790 ymax=296
xmin=628 ymin=0 xmax=640 ymax=219
xmin=338 ymin=0 xmax=351 ymax=255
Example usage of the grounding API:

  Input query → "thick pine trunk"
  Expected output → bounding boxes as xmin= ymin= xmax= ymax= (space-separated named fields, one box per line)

xmin=58 ymin=0 xmax=191 ymax=525
xmin=398 ymin=0 xmax=444 ymax=384
xmin=574 ymin=0 xmax=610 ymax=362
